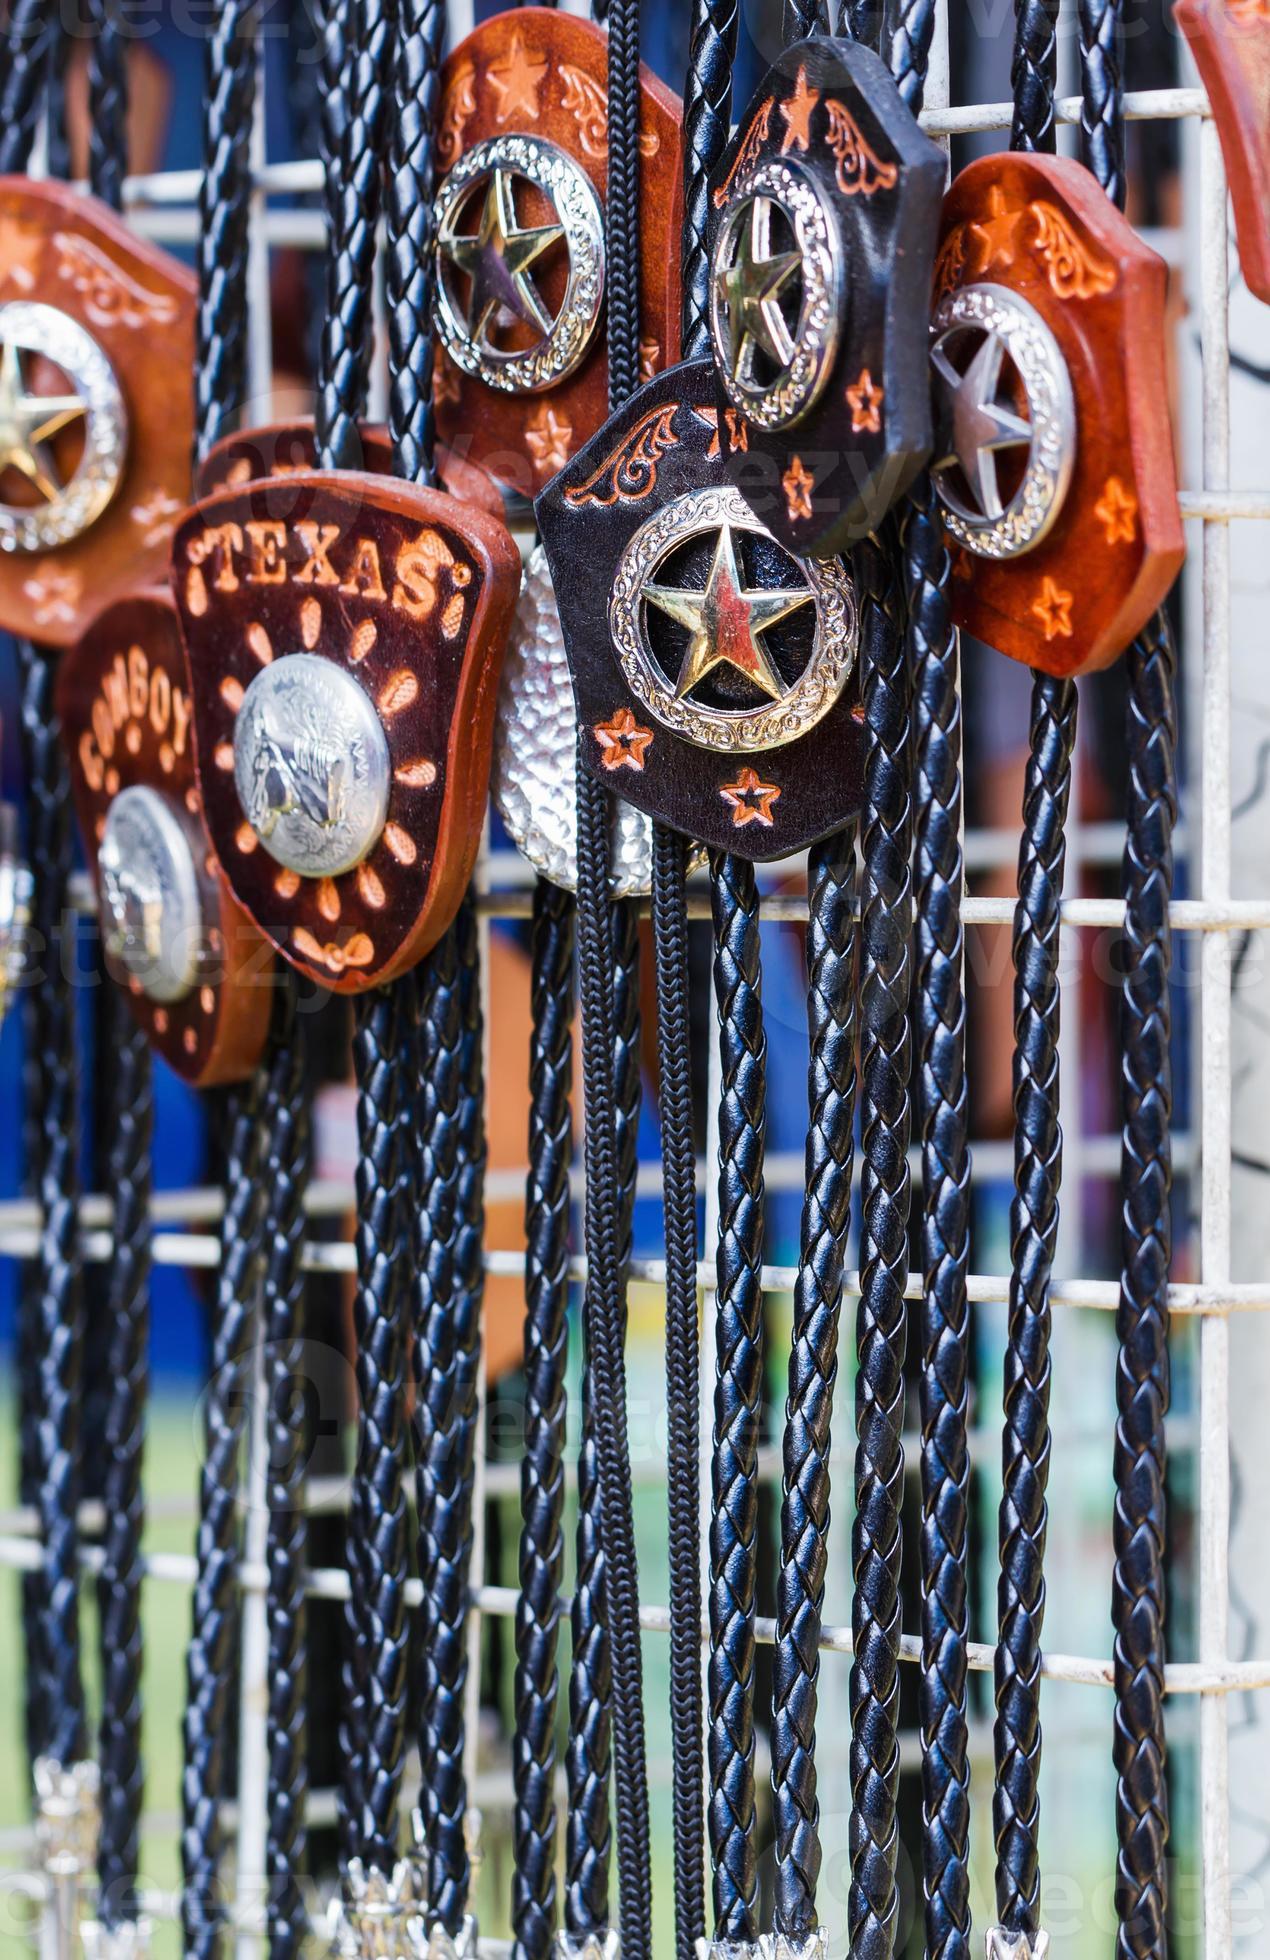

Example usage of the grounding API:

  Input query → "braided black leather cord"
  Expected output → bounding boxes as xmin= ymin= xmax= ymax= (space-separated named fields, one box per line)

xmin=680 ymin=0 xmax=739 ymax=360
xmin=0 ymin=0 xmax=52 ymax=173
xmin=564 ymin=1364 xmax=613 ymax=1940
xmin=195 ymin=0 xmax=257 ymax=467
xmin=1078 ymin=0 xmax=1125 ymax=208
xmin=885 ymin=0 xmax=936 ymax=114
xmin=992 ymin=672 xmax=1077 ymax=1934
xmin=783 ymin=0 xmax=824 ymax=40
xmin=771 ymin=832 xmax=858 ymax=1942
xmin=848 ymin=537 xmax=914 ymax=1960
xmin=95 ymin=1009 xmax=153 ymax=1929
xmin=262 ymin=1005 xmax=313 ymax=1959
xmin=511 ymin=883 xmax=575 ymax=1960
xmin=837 ymin=0 xmax=883 ymax=52
xmin=652 ymin=827 xmax=706 ymax=1960
xmin=314 ymin=0 xmax=396 ymax=470
xmin=905 ymin=474 xmax=973 ymax=1960
xmin=604 ymin=0 xmax=642 ymax=409
xmin=86 ymin=0 xmax=126 ymax=208
xmin=1010 ymin=0 xmax=1061 ymax=153
xmin=181 ymin=1084 xmax=266 ymax=1960
xmin=1111 ymin=613 xmax=1176 ymax=1960
xmin=384 ymin=0 xmax=443 ymax=488
xmin=17 ymin=638 xmax=87 ymax=1774
xmin=705 ymin=847 xmax=766 ymax=1944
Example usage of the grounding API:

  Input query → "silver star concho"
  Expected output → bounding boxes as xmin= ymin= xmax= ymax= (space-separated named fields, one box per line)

xmin=434 ymin=134 xmax=605 ymax=395
xmin=0 ymin=300 xmax=126 ymax=552
xmin=608 ymin=484 xmax=857 ymax=753
xmin=930 ymin=282 xmax=1075 ymax=560
xmin=709 ymin=158 xmax=842 ymax=432
xmin=985 ymin=1929 xmax=1050 ymax=1960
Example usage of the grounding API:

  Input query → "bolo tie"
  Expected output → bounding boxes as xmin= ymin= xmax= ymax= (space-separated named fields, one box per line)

xmin=0 ymin=0 xmax=199 ymax=1948
xmin=174 ymin=0 xmax=518 ymax=1948
xmin=541 ymin=1 xmax=944 ymax=1953
xmin=923 ymin=0 xmax=1183 ymax=1950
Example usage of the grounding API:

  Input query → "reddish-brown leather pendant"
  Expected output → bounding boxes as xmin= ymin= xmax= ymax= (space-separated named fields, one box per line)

xmin=172 ymin=473 xmax=520 ymax=994
xmin=432 ymin=6 xmax=683 ymax=499
xmin=0 ymin=180 xmax=196 ymax=646
xmin=932 ymin=153 xmax=1184 ymax=676
xmin=1176 ymin=0 xmax=1270 ymax=304
xmin=194 ymin=418 xmax=506 ymax=520
xmin=57 ymin=588 xmax=274 ymax=1084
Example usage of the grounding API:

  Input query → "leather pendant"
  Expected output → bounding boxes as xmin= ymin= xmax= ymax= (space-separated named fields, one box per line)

xmin=432 ymin=5 xmax=683 ymax=499
xmin=195 ymin=418 xmax=506 ymax=520
xmin=57 ymin=588 xmax=273 ymax=1084
xmin=172 ymin=473 xmax=520 ymax=993
xmin=1176 ymin=0 xmax=1270 ymax=304
xmin=535 ymin=356 xmax=863 ymax=863
xmin=703 ymin=37 xmax=944 ymax=556
xmin=932 ymin=153 xmax=1184 ymax=675
xmin=0 ymin=180 xmax=196 ymax=645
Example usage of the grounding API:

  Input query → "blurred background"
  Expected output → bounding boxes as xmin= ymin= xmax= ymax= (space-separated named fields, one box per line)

xmin=0 ymin=0 xmax=1267 ymax=1952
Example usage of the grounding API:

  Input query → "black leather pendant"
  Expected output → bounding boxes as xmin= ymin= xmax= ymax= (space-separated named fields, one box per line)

xmin=704 ymin=37 xmax=944 ymax=556
xmin=536 ymin=356 xmax=864 ymax=863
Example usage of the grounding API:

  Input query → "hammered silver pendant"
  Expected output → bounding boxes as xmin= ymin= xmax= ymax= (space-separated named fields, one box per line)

xmin=493 ymin=544 xmax=657 ymax=897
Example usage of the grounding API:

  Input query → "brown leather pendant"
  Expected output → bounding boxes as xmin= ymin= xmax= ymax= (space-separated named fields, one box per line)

xmin=1176 ymin=0 xmax=1270 ymax=304
xmin=172 ymin=473 xmax=520 ymax=994
xmin=432 ymin=5 xmax=683 ymax=500
xmin=57 ymin=588 xmax=274 ymax=1085
xmin=0 ymin=180 xmax=196 ymax=646
xmin=194 ymin=418 xmax=506 ymax=520
xmin=932 ymin=153 xmax=1184 ymax=676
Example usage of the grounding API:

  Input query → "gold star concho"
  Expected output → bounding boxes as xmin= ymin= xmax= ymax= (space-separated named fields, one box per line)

xmin=718 ymin=196 xmax=802 ymax=386
xmin=931 ymin=330 xmax=1032 ymax=522
xmin=643 ymin=521 xmax=812 ymax=705
xmin=0 ymin=335 xmax=87 ymax=502
xmin=439 ymin=167 xmax=565 ymax=350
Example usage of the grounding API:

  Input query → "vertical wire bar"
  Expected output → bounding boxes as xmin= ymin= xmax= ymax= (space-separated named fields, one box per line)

xmin=1197 ymin=113 xmax=1233 ymax=1960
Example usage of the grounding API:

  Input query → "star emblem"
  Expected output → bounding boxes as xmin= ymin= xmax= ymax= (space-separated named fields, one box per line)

xmin=1094 ymin=474 xmax=1137 ymax=545
xmin=593 ymin=708 xmax=653 ymax=771
xmin=779 ymin=66 xmax=820 ymax=153
xmin=0 ymin=334 xmax=87 ymax=503
xmin=967 ymin=183 xmax=1019 ymax=275
xmin=931 ymin=329 xmax=1032 ymax=521
xmin=719 ymin=766 xmax=781 ymax=828
xmin=846 ymin=367 xmax=884 ymax=434
xmin=487 ymin=32 xmax=548 ymax=122
xmin=1031 ymin=577 xmax=1073 ymax=639
xmin=438 ymin=167 xmax=565 ymax=350
xmin=782 ymin=456 xmax=815 ymax=522
xmin=717 ymin=195 xmax=802 ymax=386
xmin=131 ymin=489 xmax=182 ymax=547
xmin=525 ymin=402 xmax=573 ymax=478
xmin=0 ymin=220 xmax=40 ymax=293
xmin=24 ymin=561 xmax=82 ymax=625
xmin=643 ymin=520 xmax=812 ymax=704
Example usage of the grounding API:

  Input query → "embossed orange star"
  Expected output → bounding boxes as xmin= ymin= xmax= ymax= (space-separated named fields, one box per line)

xmin=488 ymin=32 xmax=548 ymax=122
xmin=593 ymin=708 xmax=654 ymax=771
xmin=846 ymin=368 xmax=884 ymax=434
xmin=23 ymin=563 xmax=81 ymax=626
xmin=782 ymin=456 xmax=815 ymax=522
xmin=720 ymin=766 xmax=781 ymax=828
xmin=780 ymin=67 xmax=820 ymax=154
xmin=1094 ymin=474 xmax=1138 ymax=545
xmin=526 ymin=403 xmax=574 ymax=478
xmin=724 ymin=409 xmax=749 ymax=453
xmin=130 ymin=489 xmax=182 ymax=548
xmin=1031 ymin=576 xmax=1074 ymax=640
xmin=968 ymin=184 xmax=1019 ymax=276
xmin=0 ymin=220 xmax=39 ymax=292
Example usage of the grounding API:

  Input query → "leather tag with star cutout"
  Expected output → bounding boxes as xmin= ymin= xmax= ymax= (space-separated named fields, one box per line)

xmin=171 ymin=473 xmax=520 ymax=994
xmin=432 ymin=7 xmax=683 ymax=500
xmin=194 ymin=418 xmax=506 ymax=520
xmin=0 ymin=178 xmax=196 ymax=646
xmin=1175 ymin=0 xmax=1270 ymax=305
xmin=535 ymin=357 xmax=864 ymax=862
xmin=57 ymin=589 xmax=275 ymax=1086
xmin=934 ymin=153 xmax=1184 ymax=676
xmin=704 ymin=37 xmax=944 ymax=556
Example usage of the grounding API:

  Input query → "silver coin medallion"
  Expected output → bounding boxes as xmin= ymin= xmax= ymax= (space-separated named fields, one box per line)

xmin=99 ymin=785 xmax=202 ymax=1005
xmin=929 ymin=282 xmax=1075 ymax=560
xmin=434 ymin=134 xmax=605 ymax=395
xmin=493 ymin=545 xmax=659 ymax=897
xmin=709 ymin=158 xmax=843 ymax=433
xmin=232 ymin=654 xmax=391 ymax=879
xmin=0 ymin=300 xmax=127 ymax=553
xmin=608 ymin=484 xmax=858 ymax=753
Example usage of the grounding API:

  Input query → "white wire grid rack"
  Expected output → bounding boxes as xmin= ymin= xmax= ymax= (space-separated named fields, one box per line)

xmin=0 ymin=0 xmax=1265 ymax=1952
